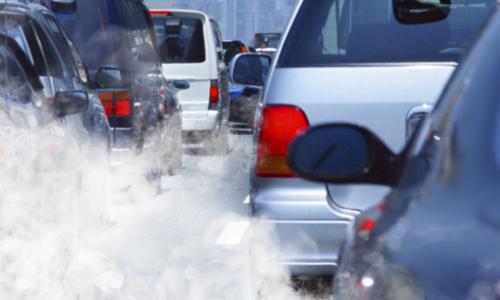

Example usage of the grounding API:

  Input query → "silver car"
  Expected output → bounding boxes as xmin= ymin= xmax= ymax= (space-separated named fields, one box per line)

xmin=231 ymin=0 xmax=494 ymax=276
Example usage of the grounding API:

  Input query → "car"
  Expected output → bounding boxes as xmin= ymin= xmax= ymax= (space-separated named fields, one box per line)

xmin=52 ymin=0 xmax=185 ymax=174
xmin=252 ymin=32 xmax=281 ymax=53
xmin=288 ymin=3 xmax=500 ymax=298
xmin=0 ymin=0 xmax=110 ymax=152
xmin=230 ymin=0 xmax=495 ymax=276
xmin=150 ymin=9 xmax=230 ymax=154
xmin=0 ymin=31 xmax=89 ymax=156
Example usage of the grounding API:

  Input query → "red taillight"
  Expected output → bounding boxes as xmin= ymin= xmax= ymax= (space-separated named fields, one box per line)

xmin=115 ymin=99 xmax=132 ymax=116
xmin=150 ymin=10 xmax=171 ymax=16
xmin=357 ymin=219 xmax=376 ymax=235
xmin=256 ymin=105 xmax=309 ymax=177
xmin=98 ymin=91 xmax=132 ymax=117
xmin=209 ymin=83 xmax=219 ymax=105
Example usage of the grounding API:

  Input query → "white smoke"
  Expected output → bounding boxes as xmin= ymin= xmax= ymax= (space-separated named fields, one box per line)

xmin=0 ymin=116 xmax=328 ymax=300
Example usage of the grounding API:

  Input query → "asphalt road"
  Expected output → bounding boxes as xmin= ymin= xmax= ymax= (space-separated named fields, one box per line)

xmin=53 ymin=134 xmax=330 ymax=299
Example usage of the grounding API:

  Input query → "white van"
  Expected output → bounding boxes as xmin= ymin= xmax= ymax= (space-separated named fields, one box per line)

xmin=150 ymin=9 xmax=228 ymax=151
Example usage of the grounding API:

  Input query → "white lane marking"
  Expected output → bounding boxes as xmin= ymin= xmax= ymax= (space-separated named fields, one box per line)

xmin=243 ymin=195 xmax=250 ymax=204
xmin=215 ymin=221 xmax=250 ymax=246
xmin=110 ymin=161 xmax=124 ymax=167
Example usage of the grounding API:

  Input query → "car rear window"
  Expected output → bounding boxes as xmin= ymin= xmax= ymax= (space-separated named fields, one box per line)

xmin=56 ymin=0 xmax=130 ymax=72
xmin=278 ymin=0 xmax=495 ymax=67
xmin=153 ymin=15 xmax=206 ymax=63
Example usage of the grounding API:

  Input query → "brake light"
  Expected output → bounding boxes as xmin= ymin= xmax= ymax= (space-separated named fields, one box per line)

xmin=150 ymin=10 xmax=171 ymax=16
xmin=209 ymin=81 xmax=219 ymax=110
xmin=210 ymin=82 xmax=219 ymax=105
xmin=115 ymin=99 xmax=132 ymax=116
xmin=98 ymin=91 xmax=132 ymax=117
xmin=256 ymin=105 xmax=309 ymax=177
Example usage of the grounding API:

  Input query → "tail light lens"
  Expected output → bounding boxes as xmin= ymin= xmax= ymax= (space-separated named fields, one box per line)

xmin=98 ymin=91 xmax=132 ymax=117
xmin=209 ymin=80 xmax=220 ymax=109
xmin=256 ymin=105 xmax=309 ymax=177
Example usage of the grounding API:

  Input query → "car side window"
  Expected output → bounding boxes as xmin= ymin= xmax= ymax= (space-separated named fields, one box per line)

xmin=44 ymin=15 xmax=89 ymax=84
xmin=31 ymin=21 xmax=63 ymax=77
xmin=22 ymin=20 xmax=49 ymax=76
xmin=0 ymin=48 xmax=34 ymax=104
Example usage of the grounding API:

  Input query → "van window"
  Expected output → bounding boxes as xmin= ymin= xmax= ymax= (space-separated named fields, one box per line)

xmin=278 ymin=0 xmax=495 ymax=67
xmin=154 ymin=16 xmax=206 ymax=63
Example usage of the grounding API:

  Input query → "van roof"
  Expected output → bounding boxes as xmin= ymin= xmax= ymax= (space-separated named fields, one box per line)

xmin=149 ymin=8 xmax=209 ymax=20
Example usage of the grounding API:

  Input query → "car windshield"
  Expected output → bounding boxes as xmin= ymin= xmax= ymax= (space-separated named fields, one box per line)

xmin=56 ymin=0 xmax=129 ymax=72
xmin=153 ymin=15 xmax=206 ymax=63
xmin=278 ymin=0 xmax=495 ymax=67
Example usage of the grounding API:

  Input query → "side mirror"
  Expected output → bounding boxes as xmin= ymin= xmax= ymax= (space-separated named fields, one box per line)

xmin=229 ymin=53 xmax=271 ymax=88
xmin=393 ymin=0 xmax=451 ymax=24
xmin=95 ymin=66 xmax=123 ymax=88
xmin=287 ymin=124 xmax=401 ymax=187
xmin=50 ymin=0 xmax=77 ymax=13
xmin=173 ymin=80 xmax=190 ymax=90
xmin=53 ymin=91 xmax=89 ymax=117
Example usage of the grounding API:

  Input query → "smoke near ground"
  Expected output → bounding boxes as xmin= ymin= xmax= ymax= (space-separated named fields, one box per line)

xmin=0 ymin=122 xmax=328 ymax=299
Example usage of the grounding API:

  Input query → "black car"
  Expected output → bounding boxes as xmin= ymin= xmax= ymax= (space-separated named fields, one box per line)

xmin=0 ymin=0 xmax=110 ymax=151
xmin=52 ymin=0 xmax=184 ymax=173
xmin=288 ymin=2 xmax=500 ymax=299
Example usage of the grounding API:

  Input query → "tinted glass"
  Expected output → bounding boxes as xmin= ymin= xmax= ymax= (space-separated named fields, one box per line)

xmin=56 ymin=0 xmax=130 ymax=72
xmin=279 ymin=0 xmax=494 ymax=67
xmin=154 ymin=16 xmax=206 ymax=63
xmin=43 ymin=15 xmax=89 ymax=83
xmin=0 ymin=15 xmax=49 ymax=76
xmin=31 ymin=22 xmax=63 ymax=76
xmin=0 ymin=47 xmax=33 ymax=104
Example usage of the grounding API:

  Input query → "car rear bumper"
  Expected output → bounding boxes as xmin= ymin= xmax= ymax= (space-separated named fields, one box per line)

xmin=252 ymin=178 xmax=358 ymax=276
xmin=182 ymin=110 xmax=220 ymax=132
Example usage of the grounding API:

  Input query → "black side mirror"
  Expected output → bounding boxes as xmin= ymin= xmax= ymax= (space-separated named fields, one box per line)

xmin=229 ymin=53 xmax=271 ymax=88
xmin=173 ymin=80 xmax=190 ymax=90
xmin=393 ymin=0 xmax=451 ymax=24
xmin=50 ymin=0 xmax=77 ymax=13
xmin=95 ymin=66 xmax=123 ymax=88
xmin=287 ymin=124 xmax=401 ymax=187
xmin=52 ymin=91 xmax=89 ymax=117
